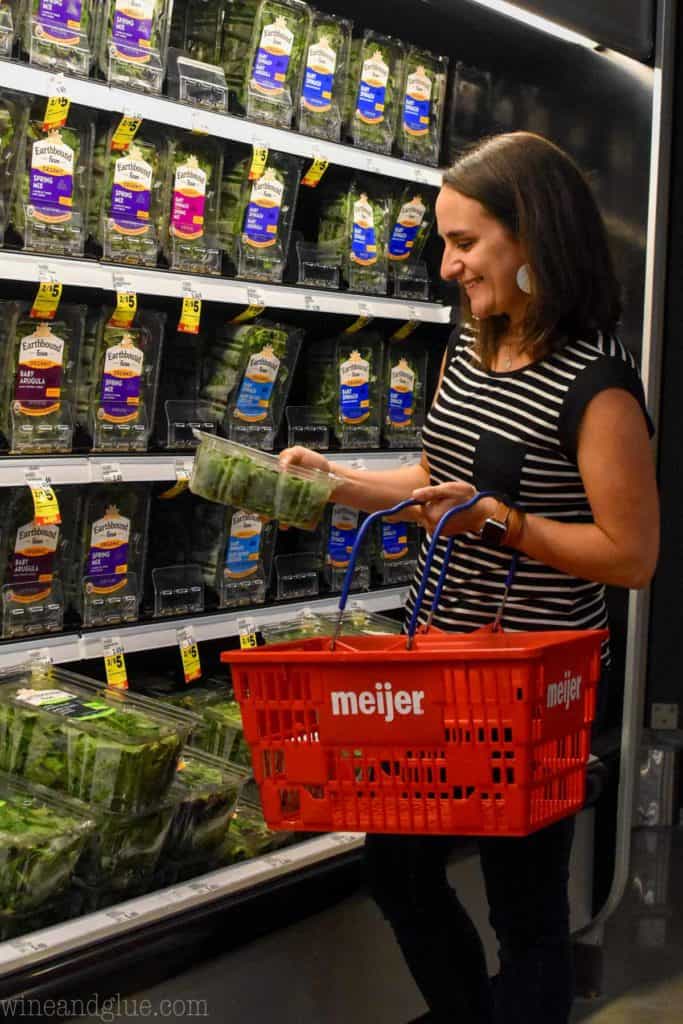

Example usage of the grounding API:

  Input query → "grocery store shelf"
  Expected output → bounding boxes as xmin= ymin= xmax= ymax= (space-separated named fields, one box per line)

xmin=0 ymin=250 xmax=451 ymax=322
xmin=0 ymin=449 xmax=420 ymax=487
xmin=0 ymin=832 xmax=364 ymax=975
xmin=0 ymin=586 xmax=408 ymax=667
xmin=0 ymin=60 xmax=443 ymax=188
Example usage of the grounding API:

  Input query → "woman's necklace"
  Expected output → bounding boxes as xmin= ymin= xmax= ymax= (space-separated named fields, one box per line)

xmin=505 ymin=342 xmax=514 ymax=370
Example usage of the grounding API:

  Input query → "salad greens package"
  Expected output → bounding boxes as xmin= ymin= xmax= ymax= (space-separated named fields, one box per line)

xmin=220 ymin=0 xmax=259 ymax=115
xmin=318 ymin=177 xmax=391 ymax=294
xmin=163 ymin=748 xmax=248 ymax=867
xmin=0 ymin=302 xmax=85 ymax=453
xmin=234 ymin=150 xmax=302 ymax=283
xmin=168 ymin=0 xmax=222 ymax=65
xmin=80 ymin=307 xmax=165 ymax=451
xmin=261 ymin=605 xmax=402 ymax=643
xmin=0 ymin=1 xmax=15 ymax=56
xmin=166 ymin=133 xmax=222 ymax=275
xmin=245 ymin=0 xmax=311 ymax=129
xmin=97 ymin=0 xmax=173 ymax=92
xmin=0 ymin=93 xmax=28 ymax=245
xmin=0 ymin=486 xmax=78 ymax=635
xmin=323 ymin=501 xmax=369 ymax=593
xmin=11 ymin=114 xmax=94 ymax=256
xmin=219 ymin=789 xmax=292 ymax=863
xmin=89 ymin=122 xmax=170 ymax=267
xmin=191 ymin=501 xmax=276 ymax=610
xmin=217 ymin=150 xmax=250 ymax=258
xmin=396 ymin=45 xmax=448 ymax=166
xmin=345 ymin=30 xmax=405 ymax=155
xmin=190 ymin=432 xmax=340 ymax=531
xmin=0 ymin=666 xmax=196 ymax=813
xmin=382 ymin=341 xmax=427 ymax=448
xmin=331 ymin=331 xmax=383 ymax=447
xmin=372 ymin=516 xmax=420 ymax=586
xmin=166 ymin=49 xmax=229 ymax=112
xmin=200 ymin=318 xmax=302 ymax=449
xmin=69 ymin=482 xmax=150 ymax=624
xmin=0 ymin=771 xmax=95 ymax=914
xmin=20 ymin=0 xmax=94 ymax=75
xmin=296 ymin=10 xmax=351 ymax=142
xmin=142 ymin=483 xmax=202 ymax=615
xmin=387 ymin=185 xmax=434 ymax=267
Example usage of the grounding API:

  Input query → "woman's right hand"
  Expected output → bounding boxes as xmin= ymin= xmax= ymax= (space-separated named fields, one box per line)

xmin=279 ymin=446 xmax=331 ymax=474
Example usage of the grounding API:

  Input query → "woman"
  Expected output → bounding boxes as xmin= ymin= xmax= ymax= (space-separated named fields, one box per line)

xmin=281 ymin=131 xmax=659 ymax=1023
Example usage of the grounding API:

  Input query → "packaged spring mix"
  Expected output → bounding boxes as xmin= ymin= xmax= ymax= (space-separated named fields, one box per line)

xmin=166 ymin=132 xmax=223 ymax=275
xmin=0 ymin=300 xmax=85 ymax=454
xmin=296 ymin=10 xmax=351 ymax=142
xmin=20 ymin=0 xmax=96 ymax=76
xmin=0 ymin=92 xmax=28 ymax=244
xmin=234 ymin=150 xmax=302 ymax=283
xmin=395 ymin=45 xmax=448 ymax=166
xmin=88 ymin=121 xmax=171 ymax=267
xmin=0 ymin=485 xmax=78 ymax=638
xmin=97 ymin=0 xmax=173 ymax=93
xmin=191 ymin=500 xmax=276 ymax=611
xmin=381 ymin=340 xmax=428 ymax=448
xmin=0 ymin=770 xmax=95 ymax=914
xmin=68 ymin=481 xmax=151 ymax=625
xmin=0 ymin=665 xmax=196 ymax=812
xmin=0 ymin=0 xmax=16 ymax=55
xmin=344 ymin=30 xmax=405 ymax=155
xmin=11 ymin=109 xmax=94 ymax=256
xmin=245 ymin=0 xmax=311 ymax=129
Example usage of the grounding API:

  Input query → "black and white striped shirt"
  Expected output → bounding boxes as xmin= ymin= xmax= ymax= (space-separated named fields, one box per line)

xmin=406 ymin=329 xmax=653 ymax=667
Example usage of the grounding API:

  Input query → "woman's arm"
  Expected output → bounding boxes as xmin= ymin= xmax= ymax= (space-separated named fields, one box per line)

xmin=414 ymin=388 xmax=659 ymax=590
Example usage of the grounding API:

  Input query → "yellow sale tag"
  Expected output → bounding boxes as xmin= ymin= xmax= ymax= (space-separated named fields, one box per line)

xmin=27 ymin=476 xmax=61 ymax=526
xmin=108 ymin=290 xmax=137 ymax=328
xmin=159 ymin=466 xmax=190 ymax=500
xmin=230 ymin=304 xmax=265 ymax=324
xmin=344 ymin=315 xmax=373 ymax=334
xmin=249 ymin=144 xmax=268 ymax=181
xmin=178 ymin=628 xmax=201 ymax=683
xmin=239 ymin=632 xmax=258 ymax=650
xmin=178 ymin=294 xmax=202 ymax=334
xmin=43 ymin=94 xmax=71 ymax=132
xmin=111 ymin=116 xmax=142 ymax=152
xmin=391 ymin=320 xmax=419 ymax=341
xmin=103 ymin=639 xmax=128 ymax=689
xmin=30 ymin=280 xmax=62 ymax=320
xmin=301 ymin=157 xmax=329 ymax=188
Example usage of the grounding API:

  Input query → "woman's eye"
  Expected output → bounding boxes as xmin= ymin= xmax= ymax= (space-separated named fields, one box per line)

xmin=457 ymin=240 xmax=473 ymax=252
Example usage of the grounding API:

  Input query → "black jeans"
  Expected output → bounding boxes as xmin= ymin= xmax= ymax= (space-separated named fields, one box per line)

xmin=364 ymin=816 xmax=576 ymax=1024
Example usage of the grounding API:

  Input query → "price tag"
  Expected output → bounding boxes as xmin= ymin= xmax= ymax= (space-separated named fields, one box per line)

xmin=237 ymin=616 xmax=258 ymax=650
xmin=246 ymin=286 xmax=266 ymax=307
xmin=191 ymin=109 xmax=210 ymax=135
xmin=103 ymin=636 xmax=128 ymax=689
xmin=100 ymin=462 xmax=123 ymax=482
xmin=344 ymin=314 xmax=374 ymax=335
xmin=390 ymin=320 xmax=419 ymax=341
xmin=111 ymin=114 xmax=143 ymax=152
xmin=301 ymin=155 xmax=329 ymax=188
xmin=304 ymin=294 xmax=321 ymax=313
xmin=249 ymin=142 xmax=269 ymax=181
xmin=25 ymin=471 xmax=61 ymax=526
xmin=178 ymin=626 xmax=201 ymax=683
xmin=105 ymin=907 xmax=139 ymax=923
xmin=413 ymin=168 xmax=429 ymax=185
xmin=159 ymin=462 xmax=191 ymax=499
xmin=43 ymin=91 xmax=70 ymax=132
xmin=178 ymin=287 xmax=202 ymax=334
xmin=10 ymin=938 xmax=49 ymax=954
xmin=230 ymin=304 xmax=265 ymax=324
xmin=29 ymin=279 xmax=62 ymax=320
xmin=365 ymin=156 xmax=380 ymax=175
xmin=187 ymin=880 xmax=220 ymax=895
xmin=108 ymin=288 xmax=137 ymax=328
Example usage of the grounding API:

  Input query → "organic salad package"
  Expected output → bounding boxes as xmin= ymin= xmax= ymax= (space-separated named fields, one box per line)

xmin=232 ymin=149 xmax=302 ymax=283
xmin=166 ymin=132 xmax=223 ymax=275
xmin=190 ymin=500 xmax=276 ymax=609
xmin=296 ymin=10 xmax=351 ymax=142
xmin=220 ymin=0 xmax=260 ymax=115
xmin=396 ymin=45 xmax=448 ymax=166
xmin=0 ymin=91 xmax=27 ymax=246
xmin=344 ymin=30 xmax=405 ymax=155
xmin=20 ymin=0 xmax=96 ymax=76
xmin=308 ymin=330 xmax=384 ymax=448
xmin=382 ymin=339 xmax=428 ymax=448
xmin=97 ymin=0 xmax=173 ymax=93
xmin=245 ymin=0 xmax=311 ymax=129
xmin=317 ymin=176 xmax=392 ymax=295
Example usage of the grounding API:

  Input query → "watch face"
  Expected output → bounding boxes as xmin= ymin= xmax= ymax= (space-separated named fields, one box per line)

xmin=481 ymin=517 xmax=507 ymax=546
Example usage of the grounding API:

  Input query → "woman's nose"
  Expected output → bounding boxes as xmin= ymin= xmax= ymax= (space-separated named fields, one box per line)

xmin=442 ymin=254 xmax=464 ymax=281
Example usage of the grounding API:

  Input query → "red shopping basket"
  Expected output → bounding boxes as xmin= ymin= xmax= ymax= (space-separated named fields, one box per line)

xmin=222 ymin=495 xmax=606 ymax=837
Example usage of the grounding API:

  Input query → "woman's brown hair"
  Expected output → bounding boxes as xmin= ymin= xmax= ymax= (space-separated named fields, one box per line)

xmin=442 ymin=131 xmax=622 ymax=369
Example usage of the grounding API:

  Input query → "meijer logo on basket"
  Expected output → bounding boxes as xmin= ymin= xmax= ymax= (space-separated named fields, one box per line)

xmin=546 ymin=670 xmax=582 ymax=710
xmin=330 ymin=682 xmax=425 ymax=723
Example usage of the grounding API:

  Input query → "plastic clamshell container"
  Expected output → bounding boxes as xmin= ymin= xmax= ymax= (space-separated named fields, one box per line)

xmin=0 ymin=770 xmax=96 ymax=914
xmin=0 ymin=884 xmax=84 ymax=941
xmin=164 ymin=747 xmax=249 ymax=862
xmin=0 ymin=666 xmax=197 ymax=813
xmin=219 ymin=795 xmax=292 ymax=863
xmin=189 ymin=431 xmax=341 ymax=531
xmin=137 ymin=681 xmax=250 ymax=766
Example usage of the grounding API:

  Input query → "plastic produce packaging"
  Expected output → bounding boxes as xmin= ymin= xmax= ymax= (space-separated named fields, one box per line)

xmin=220 ymin=0 xmax=259 ymax=115
xmin=382 ymin=341 xmax=427 ymax=448
xmin=387 ymin=186 xmax=434 ymax=267
xmin=0 ymin=665 xmax=196 ymax=813
xmin=0 ymin=91 xmax=28 ymax=246
xmin=0 ymin=1 xmax=16 ymax=55
xmin=345 ymin=30 xmax=405 ymax=155
xmin=323 ymin=501 xmax=369 ymax=593
xmin=317 ymin=177 xmax=392 ymax=294
xmin=166 ymin=49 xmax=229 ymax=112
xmin=0 ymin=770 xmax=95 ymax=914
xmin=296 ymin=10 xmax=351 ymax=142
xmin=234 ymin=150 xmax=302 ymax=283
xmin=20 ymin=0 xmax=95 ymax=75
xmin=191 ymin=501 xmax=276 ymax=611
xmin=396 ymin=45 xmax=448 ymax=166
xmin=334 ymin=331 xmax=384 ymax=448
xmin=166 ymin=132 xmax=223 ymax=275
xmin=168 ymin=0 xmax=223 ymax=66
xmin=190 ymin=432 xmax=340 ymax=531
xmin=220 ymin=790 xmax=293 ymax=862
xmin=372 ymin=516 xmax=420 ymax=586
xmin=444 ymin=62 xmax=493 ymax=163
xmin=245 ymin=0 xmax=312 ymax=129
xmin=97 ymin=0 xmax=173 ymax=93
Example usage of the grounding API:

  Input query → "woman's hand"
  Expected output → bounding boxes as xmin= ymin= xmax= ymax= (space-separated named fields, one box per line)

xmin=411 ymin=482 xmax=495 ymax=536
xmin=279 ymin=445 xmax=331 ymax=474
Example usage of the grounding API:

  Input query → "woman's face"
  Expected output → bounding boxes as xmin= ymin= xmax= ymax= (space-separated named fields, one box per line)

xmin=435 ymin=186 xmax=528 ymax=326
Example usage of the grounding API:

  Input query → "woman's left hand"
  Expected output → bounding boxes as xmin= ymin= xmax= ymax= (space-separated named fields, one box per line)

xmin=411 ymin=482 xmax=496 ymax=536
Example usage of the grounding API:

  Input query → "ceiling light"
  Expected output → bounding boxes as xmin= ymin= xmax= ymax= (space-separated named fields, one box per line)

xmin=466 ymin=0 xmax=600 ymax=50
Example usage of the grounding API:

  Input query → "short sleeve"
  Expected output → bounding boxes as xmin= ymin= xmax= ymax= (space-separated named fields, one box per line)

xmin=558 ymin=350 xmax=655 ymax=461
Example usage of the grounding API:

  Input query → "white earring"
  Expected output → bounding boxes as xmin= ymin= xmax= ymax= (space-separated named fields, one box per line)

xmin=516 ymin=264 xmax=532 ymax=294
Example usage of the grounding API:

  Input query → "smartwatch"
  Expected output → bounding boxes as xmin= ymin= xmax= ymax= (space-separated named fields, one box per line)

xmin=480 ymin=500 xmax=512 ymax=547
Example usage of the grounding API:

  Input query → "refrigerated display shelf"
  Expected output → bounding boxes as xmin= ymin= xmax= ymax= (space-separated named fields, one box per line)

xmin=0 ymin=62 xmax=444 ymax=188
xmin=0 ymin=831 xmax=364 ymax=977
xmin=0 ymin=252 xmax=451 ymax=322
xmin=0 ymin=449 xmax=421 ymax=487
xmin=0 ymin=585 xmax=409 ymax=667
